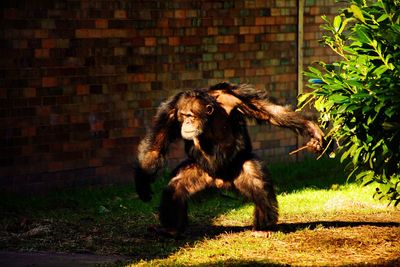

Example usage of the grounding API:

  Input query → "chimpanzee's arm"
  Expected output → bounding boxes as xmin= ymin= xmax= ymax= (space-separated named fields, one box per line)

xmin=208 ymin=82 xmax=324 ymax=152
xmin=134 ymin=93 xmax=182 ymax=201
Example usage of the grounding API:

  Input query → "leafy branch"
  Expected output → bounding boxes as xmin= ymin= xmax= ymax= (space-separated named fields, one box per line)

xmin=299 ymin=0 xmax=400 ymax=206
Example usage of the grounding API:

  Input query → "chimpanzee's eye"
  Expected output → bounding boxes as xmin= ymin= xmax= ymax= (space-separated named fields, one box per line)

xmin=180 ymin=112 xmax=193 ymax=119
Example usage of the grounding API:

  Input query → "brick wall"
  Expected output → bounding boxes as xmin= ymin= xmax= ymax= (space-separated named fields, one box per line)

xmin=0 ymin=0 xmax=341 ymax=193
xmin=303 ymin=0 xmax=343 ymax=84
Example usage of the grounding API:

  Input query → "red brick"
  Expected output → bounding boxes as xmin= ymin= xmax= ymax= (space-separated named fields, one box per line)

xmin=76 ymin=84 xmax=89 ymax=95
xmin=22 ymin=145 xmax=33 ymax=156
xmin=24 ymin=88 xmax=36 ymax=97
xmin=75 ymin=29 xmax=88 ymax=38
xmin=186 ymin=9 xmax=198 ymax=18
xmin=249 ymin=26 xmax=263 ymax=34
xmin=207 ymin=27 xmax=218 ymax=35
xmin=122 ymin=128 xmax=134 ymax=137
xmin=14 ymin=40 xmax=28 ymax=49
xmin=114 ymin=47 xmax=126 ymax=56
xmin=131 ymin=37 xmax=145 ymax=46
xmin=245 ymin=69 xmax=256 ymax=76
xmin=218 ymin=44 xmax=238 ymax=52
xmin=182 ymin=36 xmax=201 ymax=45
xmin=315 ymin=16 xmax=326 ymax=24
xmin=95 ymin=19 xmax=108 ymax=29
xmin=34 ymin=29 xmax=48 ymax=38
xmin=224 ymin=69 xmax=235 ymax=78
xmin=239 ymin=26 xmax=250 ymax=34
xmin=22 ymin=127 xmax=36 ymax=137
xmin=216 ymin=35 xmax=236 ymax=44
xmin=35 ymin=49 xmax=49 ymax=58
xmin=138 ymin=99 xmax=152 ymax=108
xmin=310 ymin=6 xmax=320 ymax=15
xmin=48 ymin=162 xmax=64 ymax=172
xmin=158 ymin=18 xmax=169 ymax=28
xmin=114 ymin=10 xmax=127 ymax=19
xmin=42 ymin=77 xmax=57 ymax=87
xmin=102 ymin=139 xmax=115 ymax=148
xmin=255 ymin=17 xmax=265 ymax=26
xmin=265 ymin=17 xmax=276 ymax=25
xmin=145 ymin=37 xmax=156 ymax=46
xmin=245 ymin=35 xmax=255 ymax=43
xmin=168 ymin=37 xmax=180 ymax=46
xmin=42 ymin=39 xmax=56 ymax=48
xmin=87 ymin=29 xmax=101 ymax=38
xmin=174 ymin=9 xmax=186 ymax=19
xmin=89 ymin=158 xmax=102 ymax=167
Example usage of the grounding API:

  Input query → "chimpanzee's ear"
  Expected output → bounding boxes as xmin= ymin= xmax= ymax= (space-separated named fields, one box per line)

xmin=206 ymin=104 xmax=214 ymax=115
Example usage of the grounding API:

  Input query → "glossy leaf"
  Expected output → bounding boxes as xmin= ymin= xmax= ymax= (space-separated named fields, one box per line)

xmin=349 ymin=4 xmax=365 ymax=23
xmin=333 ymin=15 xmax=342 ymax=32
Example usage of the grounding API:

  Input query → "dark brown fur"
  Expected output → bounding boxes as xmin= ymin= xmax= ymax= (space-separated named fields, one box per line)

xmin=134 ymin=82 xmax=324 ymax=233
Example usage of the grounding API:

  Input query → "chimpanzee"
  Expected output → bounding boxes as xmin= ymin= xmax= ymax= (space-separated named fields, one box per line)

xmin=134 ymin=82 xmax=324 ymax=236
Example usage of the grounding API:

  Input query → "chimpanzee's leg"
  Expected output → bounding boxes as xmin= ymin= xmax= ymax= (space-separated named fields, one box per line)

xmin=233 ymin=158 xmax=278 ymax=230
xmin=158 ymin=161 xmax=214 ymax=233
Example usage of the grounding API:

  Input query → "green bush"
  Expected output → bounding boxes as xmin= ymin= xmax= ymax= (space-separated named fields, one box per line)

xmin=299 ymin=0 xmax=400 ymax=205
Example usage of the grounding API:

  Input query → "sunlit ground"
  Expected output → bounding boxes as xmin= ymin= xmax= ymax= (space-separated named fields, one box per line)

xmin=132 ymin=183 xmax=400 ymax=266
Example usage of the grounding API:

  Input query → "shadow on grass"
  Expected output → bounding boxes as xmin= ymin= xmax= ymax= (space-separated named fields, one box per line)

xmin=173 ymin=220 xmax=400 ymax=241
xmin=275 ymin=220 xmax=400 ymax=233
xmin=270 ymin=156 xmax=347 ymax=194
xmin=128 ymin=219 xmax=399 ymax=264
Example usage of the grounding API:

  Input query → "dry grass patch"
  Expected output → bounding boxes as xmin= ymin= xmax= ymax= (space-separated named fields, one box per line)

xmin=133 ymin=188 xmax=400 ymax=267
xmin=134 ymin=212 xmax=399 ymax=266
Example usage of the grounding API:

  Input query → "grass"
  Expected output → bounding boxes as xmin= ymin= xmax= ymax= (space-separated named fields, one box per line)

xmin=0 ymin=157 xmax=399 ymax=266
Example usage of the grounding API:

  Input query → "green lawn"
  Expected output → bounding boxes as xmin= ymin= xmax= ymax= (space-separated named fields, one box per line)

xmin=1 ymin=158 xmax=399 ymax=266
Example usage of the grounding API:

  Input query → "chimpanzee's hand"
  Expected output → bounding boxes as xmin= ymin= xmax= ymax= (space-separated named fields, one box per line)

xmin=133 ymin=163 xmax=154 ymax=202
xmin=306 ymin=137 xmax=324 ymax=153
xmin=306 ymin=121 xmax=325 ymax=153
xmin=135 ymin=177 xmax=153 ymax=202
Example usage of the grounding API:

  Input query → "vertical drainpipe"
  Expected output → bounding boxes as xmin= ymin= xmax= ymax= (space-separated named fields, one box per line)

xmin=297 ymin=0 xmax=305 ymax=161
xmin=297 ymin=0 xmax=304 ymax=97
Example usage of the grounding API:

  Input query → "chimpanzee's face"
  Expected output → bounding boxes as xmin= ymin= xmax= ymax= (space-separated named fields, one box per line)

xmin=177 ymin=96 xmax=214 ymax=140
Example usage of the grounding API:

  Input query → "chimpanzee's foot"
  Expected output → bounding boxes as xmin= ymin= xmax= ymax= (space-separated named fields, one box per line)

xmin=147 ymin=225 xmax=181 ymax=238
xmin=251 ymin=230 xmax=273 ymax=238
xmin=251 ymin=222 xmax=277 ymax=238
